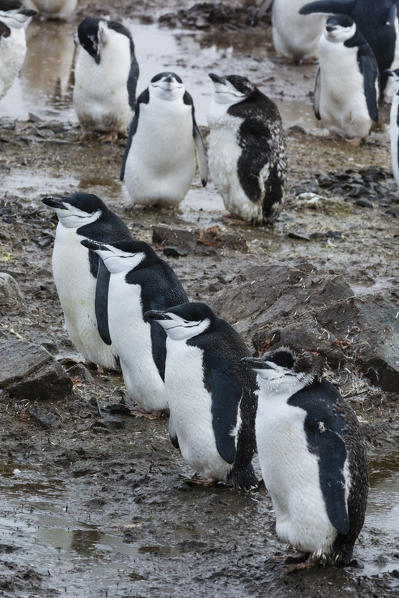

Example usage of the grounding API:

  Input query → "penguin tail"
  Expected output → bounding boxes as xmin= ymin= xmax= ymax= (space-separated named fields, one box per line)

xmin=228 ymin=463 xmax=258 ymax=491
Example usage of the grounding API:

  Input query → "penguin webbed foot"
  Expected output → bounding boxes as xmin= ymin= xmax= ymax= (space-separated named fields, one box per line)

xmin=129 ymin=407 xmax=168 ymax=420
xmin=181 ymin=474 xmax=225 ymax=487
xmin=99 ymin=131 xmax=119 ymax=144
xmin=344 ymin=136 xmax=363 ymax=147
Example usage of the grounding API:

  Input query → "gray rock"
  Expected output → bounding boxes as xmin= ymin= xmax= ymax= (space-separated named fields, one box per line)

xmin=0 ymin=339 xmax=72 ymax=400
xmin=0 ymin=272 xmax=23 ymax=315
xmin=67 ymin=363 xmax=94 ymax=384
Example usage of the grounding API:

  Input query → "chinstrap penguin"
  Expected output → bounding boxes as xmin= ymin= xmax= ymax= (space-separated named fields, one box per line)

xmin=80 ymin=238 xmax=188 ymax=416
xmin=207 ymin=73 xmax=286 ymax=225
xmin=300 ymin=0 xmax=399 ymax=97
xmin=242 ymin=347 xmax=368 ymax=569
xmin=42 ymin=193 xmax=131 ymax=369
xmin=73 ymin=16 xmax=139 ymax=142
xmin=0 ymin=1 xmax=36 ymax=100
xmin=120 ymin=71 xmax=208 ymax=208
xmin=23 ymin=0 xmax=77 ymax=20
xmin=314 ymin=15 xmax=378 ymax=143
xmin=387 ymin=69 xmax=399 ymax=189
xmin=144 ymin=302 xmax=258 ymax=490
xmin=256 ymin=0 xmax=326 ymax=63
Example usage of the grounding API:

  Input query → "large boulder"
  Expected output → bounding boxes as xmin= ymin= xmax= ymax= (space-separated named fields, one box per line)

xmin=0 ymin=339 xmax=72 ymax=400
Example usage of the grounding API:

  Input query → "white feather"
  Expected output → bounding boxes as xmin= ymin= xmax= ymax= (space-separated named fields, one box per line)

xmin=272 ymin=0 xmax=326 ymax=61
xmin=0 ymin=27 xmax=26 ymax=100
xmin=24 ymin=0 xmax=77 ymax=19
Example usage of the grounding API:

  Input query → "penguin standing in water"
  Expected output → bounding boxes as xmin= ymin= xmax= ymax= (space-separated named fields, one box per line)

xmin=387 ymin=69 xmax=399 ymax=189
xmin=80 ymin=239 xmax=188 ymax=416
xmin=73 ymin=16 xmax=139 ymax=142
xmin=23 ymin=0 xmax=77 ymax=20
xmin=300 ymin=0 xmax=399 ymax=97
xmin=314 ymin=15 xmax=378 ymax=143
xmin=242 ymin=347 xmax=368 ymax=569
xmin=0 ymin=1 xmax=36 ymax=100
xmin=120 ymin=72 xmax=208 ymax=208
xmin=256 ymin=0 xmax=326 ymax=63
xmin=144 ymin=302 xmax=258 ymax=490
xmin=207 ymin=73 xmax=286 ymax=225
xmin=42 ymin=193 xmax=131 ymax=369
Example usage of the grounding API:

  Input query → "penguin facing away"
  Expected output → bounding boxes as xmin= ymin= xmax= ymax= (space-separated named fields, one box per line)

xmin=23 ymin=0 xmax=77 ymax=20
xmin=144 ymin=302 xmax=258 ymax=490
xmin=0 ymin=1 xmax=36 ymax=100
xmin=300 ymin=0 xmax=399 ymax=96
xmin=314 ymin=15 xmax=378 ymax=143
xmin=387 ymin=69 xmax=399 ymax=189
xmin=120 ymin=72 xmax=208 ymax=208
xmin=207 ymin=73 xmax=287 ymax=225
xmin=257 ymin=0 xmax=326 ymax=63
xmin=242 ymin=347 xmax=368 ymax=569
xmin=42 ymin=193 xmax=131 ymax=369
xmin=73 ymin=16 xmax=139 ymax=142
xmin=80 ymin=239 xmax=188 ymax=415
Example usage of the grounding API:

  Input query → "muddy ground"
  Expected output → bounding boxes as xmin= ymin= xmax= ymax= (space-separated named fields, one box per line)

xmin=0 ymin=1 xmax=398 ymax=597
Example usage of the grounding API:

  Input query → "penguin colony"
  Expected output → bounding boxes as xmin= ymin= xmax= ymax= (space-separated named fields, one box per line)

xmin=7 ymin=0 xmax=398 ymax=570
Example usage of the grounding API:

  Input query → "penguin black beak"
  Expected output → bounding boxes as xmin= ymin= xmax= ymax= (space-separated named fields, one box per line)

xmin=42 ymin=197 xmax=67 ymax=210
xmin=20 ymin=8 xmax=37 ymax=17
xmin=80 ymin=239 xmax=109 ymax=252
xmin=143 ymin=310 xmax=172 ymax=323
xmin=209 ymin=73 xmax=226 ymax=85
xmin=325 ymin=25 xmax=336 ymax=33
xmin=240 ymin=356 xmax=273 ymax=370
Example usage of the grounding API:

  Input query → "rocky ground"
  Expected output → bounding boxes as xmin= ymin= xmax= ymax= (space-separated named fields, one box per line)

xmin=0 ymin=1 xmax=398 ymax=597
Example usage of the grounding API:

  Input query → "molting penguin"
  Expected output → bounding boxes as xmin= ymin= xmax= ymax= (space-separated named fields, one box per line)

xmin=23 ymin=0 xmax=77 ymax=20
xmin=300 ymin=0 xmax=399 ymax=96
xmin=314 ymin=15 xmax=378 ymax=143
xmin=257 ymin=0 xmax=326 ymax=63
xmin=387 ymin=69 xmax=399 ymax=189
xmin=207 ymin=73 xmax=286 ymax=225
xmin=144 ymin=302 xmax=258 ymax=489
xmin=42 ymin=193 xmax=131 ymax=369
xmin=80 ymin=239 xmax=188 ymax=415
xmin=73 ymin=16 xmax=139 ymax=142
xmin=242 ymin=347 xmax=368 ymax=569
xmin=120 ymin=72 xmax=208 ymax=208
xmin=0 ymin=1 xmax=36 ymax=100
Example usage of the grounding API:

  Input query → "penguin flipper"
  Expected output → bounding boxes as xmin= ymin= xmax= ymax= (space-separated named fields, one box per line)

xmin=127 ymin=57 xmax=140 ymax=110
xmin=168 ymin=413 xmax=179 ymax=449
xmin=386 ymin=4 xmax=397 ymax=27
xmin=313 ymin=67 xmax=321 ymax=120
xmin=299 ymin=0 xmax=355 ymax=16
xmin=95 ymin=258 xmax=112 ymax=345
xmin=120 ymin=88 xmax=149 ymax=181
xmin=0 ymin=22 xmax=11 ymax=39
xmin=357 ymin=47 xmax=379 ymax=123
xmin=183 ymin=90 xmax=208 ymax=186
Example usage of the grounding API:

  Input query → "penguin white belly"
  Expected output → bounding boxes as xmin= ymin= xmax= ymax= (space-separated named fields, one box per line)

xmin=107 ymin=274 xmax=167 ymax=411
xmin=73 ymin=42 xmax=132 ymax=134
xmin=318 ymin=41 xmax=371 ymax=139
xmin=390 ymin=93 xmax=399 ymax=188
xmin=52 ymin=224 xmax=116 ymax=368
xmin=272 ymin=0 xmax=325 ymax=61
xmin=256 ymin=398 xmax=337 ymax=554
xmin=207 ymin=109 xmax=260 ymax=221
xmin=24 ymin=0 xmax=77 ymax=19
xmin=0 ymin=28 xmax=26 ymax=100
xmin=165 ymin=338 xmax=232 ymax=481
xmin=124 ymin=100 xmax=196 ymax=207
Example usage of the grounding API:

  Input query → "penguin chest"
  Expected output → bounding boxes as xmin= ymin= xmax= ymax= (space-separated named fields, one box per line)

xmin=256 ymin=398 xmax=336 ymax=553
xmin=0 ymin=28 xmax=26 ymax=98
xmin=27 ymin=0 xmax=77 ymax=18
xmin=124 ymin=100 xmax=196 ymax=205
xmin=272 ymin=0 xmax=325 ymax=60
xmin=73 ymin=41 xmax=132 ymax=133
xmin=107 ymin=275 xmax=166 ymax=410
xmin=165 ymin=339 xmax=232 ymax=480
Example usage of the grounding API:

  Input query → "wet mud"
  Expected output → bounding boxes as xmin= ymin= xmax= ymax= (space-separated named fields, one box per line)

xmin=0 ymin=1 xmax=398 ymax=596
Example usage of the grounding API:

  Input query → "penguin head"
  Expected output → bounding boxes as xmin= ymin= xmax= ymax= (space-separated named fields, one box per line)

xmin=324 ymin=15 xmax=356 ymax=43
xmin=42 ymin=193 xmax=105 ymax=229
xmin=77 ymin=16 xmax=107 ymax=64
xmin=144 ymin=302 xmax=216 ymax=341
xmin=209 ymin=73 xmax=256 ymax=105
xmin=241 ymin=347 xmax=324 ymax=396
xmin=80 ymin=239 xmax=153 ymax=274
xmin=149 ymin=72 xmax=185 ymax=101
xmin=0 ymin=1 xmax=36 ymax=28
